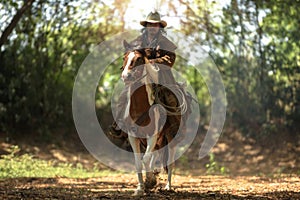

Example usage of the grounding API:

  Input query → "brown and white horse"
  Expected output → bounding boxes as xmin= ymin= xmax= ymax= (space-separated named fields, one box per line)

xmin=120 ymin=40 xmax=178 ymax=196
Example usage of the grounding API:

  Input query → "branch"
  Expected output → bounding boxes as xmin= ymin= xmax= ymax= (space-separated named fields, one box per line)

xmin=0 ymin=0 xmax=35 ymax=48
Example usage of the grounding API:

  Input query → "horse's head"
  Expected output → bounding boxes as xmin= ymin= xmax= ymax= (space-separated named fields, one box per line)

xmin=121 ymin=40 xmax=146 ymax=83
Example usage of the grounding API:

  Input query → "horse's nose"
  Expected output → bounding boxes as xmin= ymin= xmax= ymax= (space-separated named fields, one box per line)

xmin=121 ymin=74 xmax=126 ymax=80
xmin=121 ymin=71 xmax=127 ymax=80
xmin=122 ymin=72 xmax=131 ymax=81
xmin=121 ymin=73 xmax=128 ymax=81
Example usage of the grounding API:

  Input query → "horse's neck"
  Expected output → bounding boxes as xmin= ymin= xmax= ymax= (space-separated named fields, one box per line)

xmin=143 ymin=61 xmax=155 ymax=106
xmin=136 ymin=57 xmax=159 ymax=106
xmin=128 ymin=84 xmax=151 ymax=121
xmin=124 ymin=56 xmax=159 ymax=122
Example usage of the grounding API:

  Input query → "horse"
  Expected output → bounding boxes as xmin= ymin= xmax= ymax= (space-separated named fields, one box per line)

xmin=119 ymin=40 xmax=181 ymax=196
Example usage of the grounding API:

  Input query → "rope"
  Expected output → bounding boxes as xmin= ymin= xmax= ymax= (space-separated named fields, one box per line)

xmin=153 ymin=84 xmax=188 ymax=116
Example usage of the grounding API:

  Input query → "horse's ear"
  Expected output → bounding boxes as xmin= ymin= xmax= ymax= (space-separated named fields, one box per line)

xmin=123 ymin=40 xmax=131 ymax=50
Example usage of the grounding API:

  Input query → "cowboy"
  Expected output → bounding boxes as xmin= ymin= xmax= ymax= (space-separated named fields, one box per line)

xmin=110 ymin=11 xmax=184 ymax=137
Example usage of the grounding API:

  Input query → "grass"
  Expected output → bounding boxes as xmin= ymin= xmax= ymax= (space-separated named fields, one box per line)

xmin=0 ymin=145 xmax=119 ymax=179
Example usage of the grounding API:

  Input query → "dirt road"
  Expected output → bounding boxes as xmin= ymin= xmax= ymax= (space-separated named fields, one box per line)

xmin=1 ymin=174 xmax=299 ymax=199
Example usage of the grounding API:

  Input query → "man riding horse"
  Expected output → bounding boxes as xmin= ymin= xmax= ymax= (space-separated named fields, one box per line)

xmin=110 ymin=11 xmax=185 ymax=139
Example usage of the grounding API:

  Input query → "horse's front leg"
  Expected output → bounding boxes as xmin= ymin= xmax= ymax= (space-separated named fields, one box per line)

xmin=143 ymin=133 xmax=158 ymax=190
xmin=128 ymin=135 xmax=144 ymax=196
xmin=143 ymin=105 xmax=161 ymax=168
xmin=143 ymin=106 xmax=161 ymax=189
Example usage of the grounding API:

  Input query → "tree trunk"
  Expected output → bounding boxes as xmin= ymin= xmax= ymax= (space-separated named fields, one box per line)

xmin=0 ymin=0 xmax=35 ymax=48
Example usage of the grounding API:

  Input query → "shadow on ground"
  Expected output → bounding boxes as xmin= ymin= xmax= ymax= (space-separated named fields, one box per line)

xmin=1 ymin=175 xmax=299 ymax=199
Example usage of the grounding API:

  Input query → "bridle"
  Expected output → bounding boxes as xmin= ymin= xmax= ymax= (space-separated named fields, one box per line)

xmin=121 ymin=50 xmax=148 ymax=83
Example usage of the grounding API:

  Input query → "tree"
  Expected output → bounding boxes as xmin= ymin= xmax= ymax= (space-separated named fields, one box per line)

xmin=175 ymin=0 xmax=300 ymax=134
xmin=0 ymin=0 xmax=35 ymax=48
xmin=0 ymin=0 xmax=127 ymax=133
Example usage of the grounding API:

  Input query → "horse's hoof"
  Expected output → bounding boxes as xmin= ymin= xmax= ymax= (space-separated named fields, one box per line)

xmin=132 ymin=189 xmax=144 ymax=196
xmin=145 ymin=175 xmax=157 ymax=190
xmin=145 ymin=180 xmax=157 ymax=190
xmin=164 ymin=184 xmax=171 ymax=190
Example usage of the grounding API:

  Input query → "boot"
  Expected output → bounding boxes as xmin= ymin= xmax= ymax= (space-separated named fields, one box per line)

xmin=109 ymin=121 xmax=122 ymax=137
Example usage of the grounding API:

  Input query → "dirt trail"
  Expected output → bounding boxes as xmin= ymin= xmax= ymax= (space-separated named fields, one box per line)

xmin=1 ymin=174 xmax=299 ymax=199
xmin=1 ymin=127 xmax=300 ymax=199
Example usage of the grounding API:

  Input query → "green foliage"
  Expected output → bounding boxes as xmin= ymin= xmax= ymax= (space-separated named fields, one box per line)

xmin=1 ymin=0 xmax=299 ymax=137
xmin=178 ymin=0 xmax=300 ymax=135
xmin=178 ymin=154 xmax=189 ymax=166
xmin=205 ymin=153 xmax=227 ymax=175
xmin=0 ymin=146 xmax=117 ymax=178
xmin=0 ymin=0 xmax=126 ymax=133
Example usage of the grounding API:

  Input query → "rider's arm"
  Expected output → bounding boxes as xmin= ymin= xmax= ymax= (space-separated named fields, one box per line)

xmin=149 ymin=49 xmax=176 ymax=68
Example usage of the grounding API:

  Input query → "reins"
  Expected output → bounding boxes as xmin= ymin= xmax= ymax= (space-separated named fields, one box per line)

xmin=131 ymin=71 xmax=148 ymax=84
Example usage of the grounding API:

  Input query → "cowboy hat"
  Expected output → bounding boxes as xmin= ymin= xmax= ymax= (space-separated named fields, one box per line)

xmin=140 ymin=11 xmax=167 ymax=28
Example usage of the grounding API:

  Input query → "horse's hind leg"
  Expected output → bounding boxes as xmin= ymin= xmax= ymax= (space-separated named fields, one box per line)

xmin=165 ymin=144 xmax=176 ymax=190
xmin=128 ymin=136 xmax=144 ymax=196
